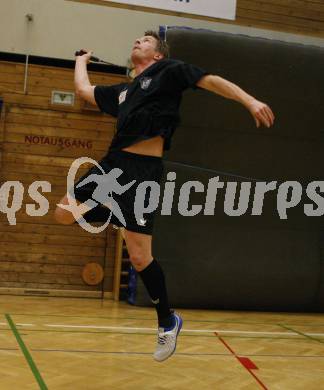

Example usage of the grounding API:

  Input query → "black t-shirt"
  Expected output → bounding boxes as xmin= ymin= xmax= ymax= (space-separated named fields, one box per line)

xmin=94 ymin=58 xmax=209 ymax=152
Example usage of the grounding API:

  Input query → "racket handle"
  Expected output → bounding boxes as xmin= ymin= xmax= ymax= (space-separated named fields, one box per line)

xmin=75 ymin=50 xmax=100 ymax=62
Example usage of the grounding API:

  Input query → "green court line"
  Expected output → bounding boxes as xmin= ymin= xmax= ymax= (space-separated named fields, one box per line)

xmin=5 ymin=314 xmax=48 ymax=390
xmin=279 ymin=324 xmax=324 ymax=345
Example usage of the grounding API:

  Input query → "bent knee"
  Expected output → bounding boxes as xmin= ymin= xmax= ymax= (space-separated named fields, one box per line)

xmin=129 ymin=252 xmax=151 ymax=271
xmin=54 ymin=206 xmax=75 ymax=225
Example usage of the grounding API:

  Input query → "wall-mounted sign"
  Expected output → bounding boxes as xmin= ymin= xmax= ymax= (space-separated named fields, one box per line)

xmin=51 ymin=91 xmax=75 ymax=106
xmin=25 ymin=135 xmax=93 ymax=149
xmin=105 ymin=0 xmax=237 ymax=20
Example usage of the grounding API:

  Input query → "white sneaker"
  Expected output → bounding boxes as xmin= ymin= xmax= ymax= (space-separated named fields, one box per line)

xmin=153 ymin=313 xmax=183 ymax=362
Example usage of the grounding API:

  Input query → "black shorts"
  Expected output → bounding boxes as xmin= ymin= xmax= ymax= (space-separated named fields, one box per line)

xmin=70 ymin=150 xmax=164 ymax=235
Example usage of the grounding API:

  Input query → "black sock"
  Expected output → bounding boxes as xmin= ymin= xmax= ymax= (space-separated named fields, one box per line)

xmin=138 ymin=259 xmax=173 ymax=328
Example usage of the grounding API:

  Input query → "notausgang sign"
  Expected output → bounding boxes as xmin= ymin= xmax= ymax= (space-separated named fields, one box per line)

xmin=105 ymin=0 xmax=237 ymax=20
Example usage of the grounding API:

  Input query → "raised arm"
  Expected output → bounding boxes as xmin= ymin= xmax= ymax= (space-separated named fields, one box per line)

xmin=197 ymin=74 xmax=275 ymax=128
xmin=74 ymin=50 xmax=96 ymax=105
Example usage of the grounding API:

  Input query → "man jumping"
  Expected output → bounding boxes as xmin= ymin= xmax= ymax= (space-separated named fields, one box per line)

xmin=54 ymin=30 xmax=274 ymax=362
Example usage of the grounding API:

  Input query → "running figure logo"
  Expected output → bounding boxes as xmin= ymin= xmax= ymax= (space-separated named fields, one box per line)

xmin=58 ymin=157 xmax=135 ymax=233
xmin=77 ymin=169 xmax=135 ymax=226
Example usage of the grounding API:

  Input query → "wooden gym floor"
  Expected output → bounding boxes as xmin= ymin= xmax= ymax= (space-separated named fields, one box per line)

xmin=0 ymin=296 xmax=324 ymax=389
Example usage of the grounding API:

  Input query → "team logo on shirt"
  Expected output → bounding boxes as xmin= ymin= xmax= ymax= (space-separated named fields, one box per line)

xmin=119 ymin=89 xmax=127 ymax=104
xmin=140 ymin=77 xmax=152 ymax=90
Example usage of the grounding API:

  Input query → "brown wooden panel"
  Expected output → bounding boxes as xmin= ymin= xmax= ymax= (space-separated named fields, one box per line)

xmin=236 ymin=18 xmax=322 ymax=36
xmin=4 ymin=133 xmax=109 ymax=152
xmin=2 ymin=142 xmax=107 ymax=159
xmin=0 ymin=271 xmax=85 ymax=286
xmin=0 ymin=251 xmax=115 ymax=267
xmin=2 ymin=151 xmax=94 ymax=169
xmin=6 ymin=113 xmax=115 ymax=133
xmin=6 ymin=105 xmax=114 ymax=123
xmin=0 ymin=211 xmax=57 ymax=225
xmin=2 ymin=92 xmax=91 ymax=113
xmin=6 ymin=112 xmax=116 ymax=131
xmin=0 ymin=232 xmax=105 ymax=247
xmin=1 ymin=172 xmax=100 ymax=190
xmin=265 ymin=0 xmax=324 ymax=13
xmin=25 ymin=64 xmax=126 ymax=83
xmin=0 ymin=261 xmax=83 ymax=275
xmin=237 ymin=5 xmax=324 ymax=31
xmin=0 ymin=101 xmax=5 ymax=170
xmin=0 ymin=60 xmax=125 ymax=82
xmin=0 ymin=62 xmax=126 ymax=106
xmin=0 ymin=241 xmax=105 ymax=257
xmin=0 ymin=221 xmax=107 ymax=238
xmin=0 ymin=282 xmax=101 ymax=291
xmin=2 ymin=171 xmax=70 ymax=186
xmin=0 ymin=269 xmax=113 ymax=290
xmin=0 ymin=262 xmax=113 ymax=276
xmin=239 ymin=0 xmax=324 ymax=22
xmin=1 ymin=161 xmax=89 ymax=177
xmin=0 ymin=61 xmax=125 ymax=296
xmin=235 ymin=0 xmax=324 ymax=37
